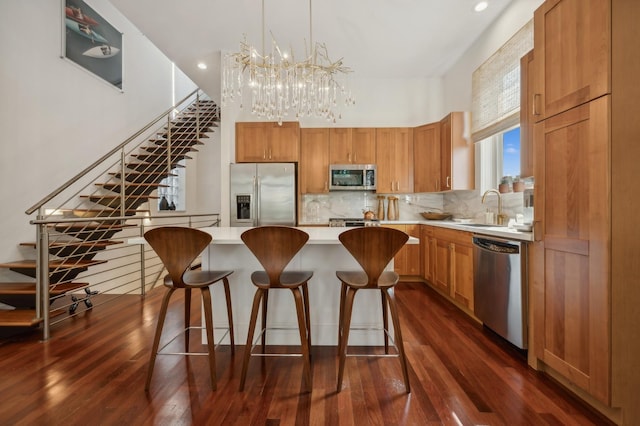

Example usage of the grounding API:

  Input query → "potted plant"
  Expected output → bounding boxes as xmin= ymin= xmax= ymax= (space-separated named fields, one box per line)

xmin=498 ymin=176 xmax=511 ymax=193
xmin=512 ymin=175 xmax=525 ymax=192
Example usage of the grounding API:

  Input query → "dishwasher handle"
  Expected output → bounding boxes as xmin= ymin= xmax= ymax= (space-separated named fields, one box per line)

xmin=473 ymin=237 xmax=520 ymax=254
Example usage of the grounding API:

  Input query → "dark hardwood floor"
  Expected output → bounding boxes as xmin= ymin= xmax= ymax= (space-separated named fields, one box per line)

xmin=0 ymin=282 xmax=612 ymax=425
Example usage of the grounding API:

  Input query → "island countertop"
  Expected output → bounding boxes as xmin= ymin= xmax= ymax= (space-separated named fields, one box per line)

xmin=200 ymin=226 xmax=419 ymax=244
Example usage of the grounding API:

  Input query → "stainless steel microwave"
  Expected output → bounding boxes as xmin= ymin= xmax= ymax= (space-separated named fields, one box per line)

xmin=329 ymin=164 xmax=376 ymax=191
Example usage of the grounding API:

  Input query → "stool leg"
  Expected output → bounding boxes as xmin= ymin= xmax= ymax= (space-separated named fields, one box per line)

xmin=381 ymin=291 xmax=389 ymax=354
xmin=338 ymin=282 xmax=347 ymax=353
xmin=222 ymin=277 xmax=235 ymax=353
xmin=302 ymin=282 xmax=311 ymax=350
xmin=337 ymin=287 xmax=357 ymax=392
xmin=185 ymin=287 xmax=192 ymax=352
xmin=145 ymin=287 xmax=175 ymax=391
xmin=201 ymin=286 xmax=217 ymax=391
xmin=385 ymin=287 xmax=410 ymax=393
xmin=240 ymin=288 xmax=265 ymax=391
xmin=261 ymin=289 xmax=269 ymax=353
xmin=292 ymin=287 xmax=312 ymax=392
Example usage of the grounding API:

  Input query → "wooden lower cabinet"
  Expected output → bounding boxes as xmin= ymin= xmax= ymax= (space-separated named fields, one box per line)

xmin=422 ymin=225 xmax=474 ymax=312
xmin=531 ymin=96 xmax=610 ymax=405
xmin=383 ymin=224 xmax=421 ymax=276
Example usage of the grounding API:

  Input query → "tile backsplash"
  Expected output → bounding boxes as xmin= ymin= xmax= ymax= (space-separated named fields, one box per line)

xmin=300 ymin=190 xmax=527 ymax=224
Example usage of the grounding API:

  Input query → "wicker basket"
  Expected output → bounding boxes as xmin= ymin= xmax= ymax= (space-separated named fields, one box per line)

xmin=420 ymin=212 xmax=452 ymax=220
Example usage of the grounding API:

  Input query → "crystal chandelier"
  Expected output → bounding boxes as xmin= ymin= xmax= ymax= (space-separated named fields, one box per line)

xmin=221 ymin=0 xmax=355 ymax=124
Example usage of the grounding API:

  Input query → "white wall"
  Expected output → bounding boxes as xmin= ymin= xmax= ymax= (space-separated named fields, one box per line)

xmin=0 ymin=1 xmax=199 ymax=279
xmin=442 ymin=0 xmax=544 ymax=112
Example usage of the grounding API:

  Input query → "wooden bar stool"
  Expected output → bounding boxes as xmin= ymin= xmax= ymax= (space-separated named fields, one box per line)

xmin=143 ymin=226 xmax=234 ymax=391
xmin=336 ymin=226 xmax=411 ymax=393
xmin=239 ymin=226 xmax=314 ymax=392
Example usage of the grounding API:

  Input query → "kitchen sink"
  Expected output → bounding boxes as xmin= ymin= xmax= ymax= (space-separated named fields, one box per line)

xmin=460 ymin=223 xmax=506 ymax=228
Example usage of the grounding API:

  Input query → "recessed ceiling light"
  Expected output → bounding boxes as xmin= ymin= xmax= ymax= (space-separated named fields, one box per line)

xmin=197 ymin=62 xmax=207 ymax=70
xmin=475 ymin=1 xmax=488 ymax=12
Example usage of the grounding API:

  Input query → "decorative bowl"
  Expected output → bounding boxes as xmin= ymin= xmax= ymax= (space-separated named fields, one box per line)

xmin=420 ymin=212 xmax=452 ymax=220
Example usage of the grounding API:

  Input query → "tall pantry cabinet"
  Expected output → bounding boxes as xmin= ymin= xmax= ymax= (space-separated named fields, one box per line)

xmin=528 ymin=0 xmax=640 ymax=423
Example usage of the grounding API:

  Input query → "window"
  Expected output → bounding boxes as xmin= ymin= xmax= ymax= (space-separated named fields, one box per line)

xmin=477 ymin=126 xmax=520 ymax=194
xmin=472 ymin=20 xmax=532 ymax=191
xmin=502 ymin=127 xmax=520 ymax=179
xmin=157 ymin=160 xmax=186 ymax=211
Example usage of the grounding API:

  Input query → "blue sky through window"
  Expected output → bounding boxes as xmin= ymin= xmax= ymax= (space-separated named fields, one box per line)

xmin=502 ymin=127 xmax=520 ymax=178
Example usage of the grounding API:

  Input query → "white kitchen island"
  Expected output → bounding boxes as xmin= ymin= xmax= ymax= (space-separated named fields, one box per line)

xmin=200 ymin=226 xmax=418 ymax=346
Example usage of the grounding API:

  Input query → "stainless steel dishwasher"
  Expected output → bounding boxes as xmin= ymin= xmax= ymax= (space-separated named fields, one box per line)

xmin=473 ymin=236 xmax=527 ymax=349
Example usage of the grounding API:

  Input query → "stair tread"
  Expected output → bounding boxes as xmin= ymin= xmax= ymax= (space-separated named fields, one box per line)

xmin=82 ymin=194 xmax=159 ymax=200
xmin=0 ymin=259 xmax=108 ymax=268
xmin=0 ymin=282 xmax=89 ymax=295
xmin=19 ymin=241 xmax=122 ymax=248
xmin=51 ymin=223 xmax=135 ymax=231
xmin=95 ymin=183 xmax=169 ymax=188
xmin=131 ymin=154 xmax=193 ymax=160
xmin=149 ymin=139 xmax=204 ymax=146
xmin=71 ymin=208 xmax=148 ymax=216
xmin=0 ymin=309 xmax=41 ymax=327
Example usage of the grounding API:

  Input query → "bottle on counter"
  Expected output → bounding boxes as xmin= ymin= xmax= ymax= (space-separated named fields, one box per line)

xmin=387 ymin=196 xmax=398 ymax=221
xmin=376 ymin=195 xmax=386 ymax=220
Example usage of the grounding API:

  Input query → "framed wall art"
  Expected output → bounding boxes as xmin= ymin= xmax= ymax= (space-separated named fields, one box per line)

xmin=62 ymin=0 xmax=123 ymax=90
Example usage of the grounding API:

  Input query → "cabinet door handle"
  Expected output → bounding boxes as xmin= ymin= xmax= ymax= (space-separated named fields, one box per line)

xmin=446 ymin=176 xmax=451 ymax=188
xmin=347 ymin=152 xmax=351 ymax=163
xmin=533 ymin=220 xmax=542 ymax=241
xmin=263 ymin=149 xmax=266 ymax=160
xmin=353 ymin=152 xmax=357 ymax=163
xmin=533 ymin=94 xmax=541 ymax=116
xmin=268 ymin=148 xmax=272 ymax=160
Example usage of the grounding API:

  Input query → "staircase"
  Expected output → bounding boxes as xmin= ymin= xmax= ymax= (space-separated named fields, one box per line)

xmin=0 ymin=90 xmax=220 ymax=337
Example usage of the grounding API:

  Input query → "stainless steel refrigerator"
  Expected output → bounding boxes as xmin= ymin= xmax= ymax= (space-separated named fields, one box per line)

xmin=229 ymin=163 xmax=296 ymax=227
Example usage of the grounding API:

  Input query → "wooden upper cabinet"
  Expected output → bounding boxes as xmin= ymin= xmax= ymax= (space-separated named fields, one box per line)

xmin=520 ymin=50 xmax=535 ymax=178
xmin=413 ymin=122 xmax=441 ymax=193
xmin=236 ymin=122 xmax=267 ymax=163
xmin=329 ymin=128 xmax=376 ymax=164
xmin=236 ymin=122 xmax=300 ymax=163
xmin=299 ymin=128 xmax=330 ymax=194
xmin=375 ymin=128 xmax=414 ymax=193
xmin=440 ymin=112 xmax=474 ymax=191
xmin=533 ymin=0 xmax=611 ymax=121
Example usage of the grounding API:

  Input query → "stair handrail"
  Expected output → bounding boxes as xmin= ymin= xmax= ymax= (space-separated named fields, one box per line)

xmin=25 ymin=88 xmax=204 ymax=216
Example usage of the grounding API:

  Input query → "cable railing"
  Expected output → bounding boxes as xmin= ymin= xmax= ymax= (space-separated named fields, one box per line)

xmin=30 ymin=213 xmax=220 ymax=340
xmin=15 ymin=88 xmax=221 ymax=340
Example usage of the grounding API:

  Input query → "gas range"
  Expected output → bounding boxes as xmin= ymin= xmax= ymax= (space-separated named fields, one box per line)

xmin=328 ymin=218 xmax=381 ymax=227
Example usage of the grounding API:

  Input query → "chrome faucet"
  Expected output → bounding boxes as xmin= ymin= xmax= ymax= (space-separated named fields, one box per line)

xmin=482 ymin=189 xmax=508 ymax=225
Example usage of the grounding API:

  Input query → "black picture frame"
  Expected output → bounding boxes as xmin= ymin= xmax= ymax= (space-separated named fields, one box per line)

xmin=62 ymin=0 xmax=123 ymax=90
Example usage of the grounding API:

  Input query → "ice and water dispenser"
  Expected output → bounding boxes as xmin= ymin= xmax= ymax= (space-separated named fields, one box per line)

xmin=231 ymin=194 xmax=252 ymax=226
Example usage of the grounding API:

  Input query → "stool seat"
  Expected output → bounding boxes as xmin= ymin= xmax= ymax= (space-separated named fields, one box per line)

xmin=179 ymin=270 xmax=235 ymax=288
xmin=336 ymin=270 xmax=399 ymax=289
xmin=250 ymin=270 xmax=314 ymax=288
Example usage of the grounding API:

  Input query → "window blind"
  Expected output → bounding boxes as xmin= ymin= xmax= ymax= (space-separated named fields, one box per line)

xmin=471 ymin=20 xmax=533 ymax=142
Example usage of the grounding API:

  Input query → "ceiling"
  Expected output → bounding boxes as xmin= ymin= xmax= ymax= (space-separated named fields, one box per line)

xmin=109 ymin=0 xmax=514 ymax=100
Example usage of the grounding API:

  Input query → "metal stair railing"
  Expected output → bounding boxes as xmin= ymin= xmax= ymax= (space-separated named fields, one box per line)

xmin=30 ymin=213 xmax=220 ymax=340
xmin=16 ymin=88 xmax=221 ymax=340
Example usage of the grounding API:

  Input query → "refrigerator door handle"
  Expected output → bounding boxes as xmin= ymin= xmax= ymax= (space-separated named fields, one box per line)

xmin=255 ymin=176 xmax=260 ymax=226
